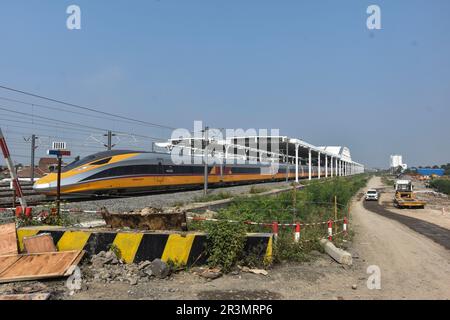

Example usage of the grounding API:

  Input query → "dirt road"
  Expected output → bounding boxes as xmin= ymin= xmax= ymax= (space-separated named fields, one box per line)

xmin=351 ymin=176 xmax=450 ymax=299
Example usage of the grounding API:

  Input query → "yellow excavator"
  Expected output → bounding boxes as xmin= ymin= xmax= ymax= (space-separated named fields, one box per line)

xmin=394 ymin=180 xmax=426 ymax=209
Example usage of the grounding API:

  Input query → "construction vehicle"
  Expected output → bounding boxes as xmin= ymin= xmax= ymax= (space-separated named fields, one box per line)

xmin=394 ymin=180 xmax=426 ymax=209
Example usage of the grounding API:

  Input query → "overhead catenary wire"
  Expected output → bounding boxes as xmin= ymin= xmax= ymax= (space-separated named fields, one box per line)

xmin=0 ymin=85 xmax=178 ymax=131
xmin=0 ymin=105 xmax=168 ymax=141
xmin=0 ymin=96 xmax=169 ymax=129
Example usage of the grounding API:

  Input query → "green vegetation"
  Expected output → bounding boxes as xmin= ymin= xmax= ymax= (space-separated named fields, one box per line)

xmin=215 ymin=175 xmax=368 ymax=225
xmin=190 ymin=175 xmax=370 ymax=268
xmin=441 ymin=163 xmax=450 ymax=176
xmin=204 ymin=220 xmax=247 ymax=273
xmin=381 ymin=175 xmax=395 ymax=187
xmin=428 ymin=179 xmax=450 ymax=195
xmin=16 ymin=201 xmax=80 ymax=228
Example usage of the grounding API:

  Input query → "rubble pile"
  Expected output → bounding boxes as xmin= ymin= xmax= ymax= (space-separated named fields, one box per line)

xmin=82 ymin=251 xmax=173 ymax=286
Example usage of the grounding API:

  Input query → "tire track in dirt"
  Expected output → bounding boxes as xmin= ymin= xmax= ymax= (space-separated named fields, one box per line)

xmin=363 ymin=199 xmax=450 ymax=250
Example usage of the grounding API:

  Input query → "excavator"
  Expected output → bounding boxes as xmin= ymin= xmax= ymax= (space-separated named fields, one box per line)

xmin=394 ymin=180 xmax=426 ymax=209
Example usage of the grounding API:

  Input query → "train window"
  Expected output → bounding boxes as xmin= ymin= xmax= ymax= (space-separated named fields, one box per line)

xmin=90 ymin=157 xmax=112 ymax=166
xmin=165 ymin=166 xmax=174 ymax=174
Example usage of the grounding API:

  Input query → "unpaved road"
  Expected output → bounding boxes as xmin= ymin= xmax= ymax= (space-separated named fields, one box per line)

xmin=351 ymin=176 xmax=450 ymax=299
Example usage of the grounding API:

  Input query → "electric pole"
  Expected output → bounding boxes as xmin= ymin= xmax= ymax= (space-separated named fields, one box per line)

xmin=30 ymin=135 xmax=37 ymax=182
xmin=104 ymin=131 xmax=116 ymax=150
xmin=24 ymin=135 xmax=38 ymax=182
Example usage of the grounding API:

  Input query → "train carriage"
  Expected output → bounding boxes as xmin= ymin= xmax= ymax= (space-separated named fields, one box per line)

xmin=34 ymin=150 xmax=318 ymax=197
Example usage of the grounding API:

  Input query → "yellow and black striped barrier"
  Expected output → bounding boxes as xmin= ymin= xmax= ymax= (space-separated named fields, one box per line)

xmin=17 ymin=227 xmax=272 ymax=265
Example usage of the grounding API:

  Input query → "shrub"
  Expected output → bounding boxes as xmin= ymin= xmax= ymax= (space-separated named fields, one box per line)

xmin=429 ymin=179 xmax=450 ymax=195
xmin=204 ymin=220 xmax=246 ymax=273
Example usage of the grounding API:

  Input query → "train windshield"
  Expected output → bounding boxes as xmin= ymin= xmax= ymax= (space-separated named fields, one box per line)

xmin=62 ymin=155 xmax=98 ymax=172
xmin=61 ymin=150 xmax=142 ymax=172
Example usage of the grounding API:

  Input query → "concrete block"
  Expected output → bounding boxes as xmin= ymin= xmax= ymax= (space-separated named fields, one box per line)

xmin=319 ymin=239 xmax=352 ymax=266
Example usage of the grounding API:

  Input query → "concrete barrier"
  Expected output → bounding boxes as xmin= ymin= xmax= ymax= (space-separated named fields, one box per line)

xmin=17 ymin=227 xmax=272 ymax=265
xmin=319 ymin=239 xmax=352 ymax=266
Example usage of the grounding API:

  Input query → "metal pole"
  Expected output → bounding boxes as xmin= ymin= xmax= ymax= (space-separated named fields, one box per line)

xmin=203 ymin=126 xmax=209 ymax=195
xmin=295 ymin=144 xmax=299 ymax=183
xmin=108 ymin=131 xmax=112 ymax=150
xmin=105 ymin=131 xmax=115 ymax=150
xmin=334 ymin=195 xmax=338 ymax=233
xmin=30 ymin=134 xmax=36 ymax=182
xmin=318 ymin=152 xmax=321 ymax=179
xmin=331 ymin=156 xmax=333 ymax=177
xmin=0 ymin=128 xmax=27 ymax=209
xmin=56 ymin=155 xmax=62 ymax=216
xmin=285 ymin=140 xmax=289 ymax=182
xmin=12 ymin=188 xmax=16 ymax=209
xmin=308 ymin=148 xmax=312 ymax=180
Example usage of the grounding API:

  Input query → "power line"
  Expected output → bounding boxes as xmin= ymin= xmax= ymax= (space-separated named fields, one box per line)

xmin=0 ymin=95 xmax=163 ymax=128
xmin=0 ymin=85 xmax=177 ymax=130
xmin=0 ymin=104 xmax=167 ymax=141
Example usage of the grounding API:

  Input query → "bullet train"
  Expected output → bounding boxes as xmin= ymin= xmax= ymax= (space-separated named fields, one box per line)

xmin=33 ymin=150 xmax=319 ymax=197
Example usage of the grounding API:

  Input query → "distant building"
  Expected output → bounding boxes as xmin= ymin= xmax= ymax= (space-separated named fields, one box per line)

xmin=390 ymin=155 xmax=407 ymax=172
xmin=15 ymin=158 xmax=62 ymax=181
xmin=415 ymin=168 xmax=445 ymax=177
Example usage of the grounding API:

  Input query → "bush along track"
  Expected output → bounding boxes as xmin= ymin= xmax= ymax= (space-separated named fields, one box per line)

xmin=428 ymin=179 xmax=450 ymax=195
xmin=189 ymin=175 xmax=370 ymax=269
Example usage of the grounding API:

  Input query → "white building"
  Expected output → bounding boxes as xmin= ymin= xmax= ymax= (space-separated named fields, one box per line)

xmin=390 ymin=155 xmax=407 ymax=171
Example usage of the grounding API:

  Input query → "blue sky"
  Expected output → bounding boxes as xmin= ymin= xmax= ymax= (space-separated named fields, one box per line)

xmin=0 ymin=0 xmax=449 ymax=168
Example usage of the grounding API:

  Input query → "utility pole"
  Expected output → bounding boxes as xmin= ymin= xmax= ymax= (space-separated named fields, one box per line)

xmin=30 ymin=135 xmax=37 ymax=182
xmin=104 ymin=131 xmax=116 ymax=150
xmin=203 ymin=126 xmax=209 ymax=195
xmin=56 ymin=155 xmax=62 ymax=216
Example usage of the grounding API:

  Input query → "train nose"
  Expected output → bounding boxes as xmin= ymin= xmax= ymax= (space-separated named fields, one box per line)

xmin=33 ymin=182 xmax=51 ymax=190
xmin=33 ymin=174 xmax=57 ymax=193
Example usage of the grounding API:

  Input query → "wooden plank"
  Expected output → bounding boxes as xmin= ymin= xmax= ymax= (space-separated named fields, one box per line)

xmin=64 ymin=251 xmax=85 ymax=276
xmin=23 ymin=233 xmax=57 ymax=254
xmin=0 ymin=250 xmax=84 ymax=283
xmin=0 ymin=223 xmax=18 ymax=256
xmin=0 ymin=255 xmax=21 ymax=274
xmin=0 ymin=293 xmax=51 ymax=301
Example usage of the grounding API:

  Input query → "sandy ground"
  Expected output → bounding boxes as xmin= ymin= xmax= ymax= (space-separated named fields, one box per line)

xmin=351 ymin=176 xmax=450 ymax=299
xmin=2 ymin=176 xmax=449 ymax=300
xmin=378 ymin=182 xmax=450 ymax=231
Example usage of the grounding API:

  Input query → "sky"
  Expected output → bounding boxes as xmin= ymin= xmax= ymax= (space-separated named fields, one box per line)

xmin=0 ymin=0 xmax=449 ymax=169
